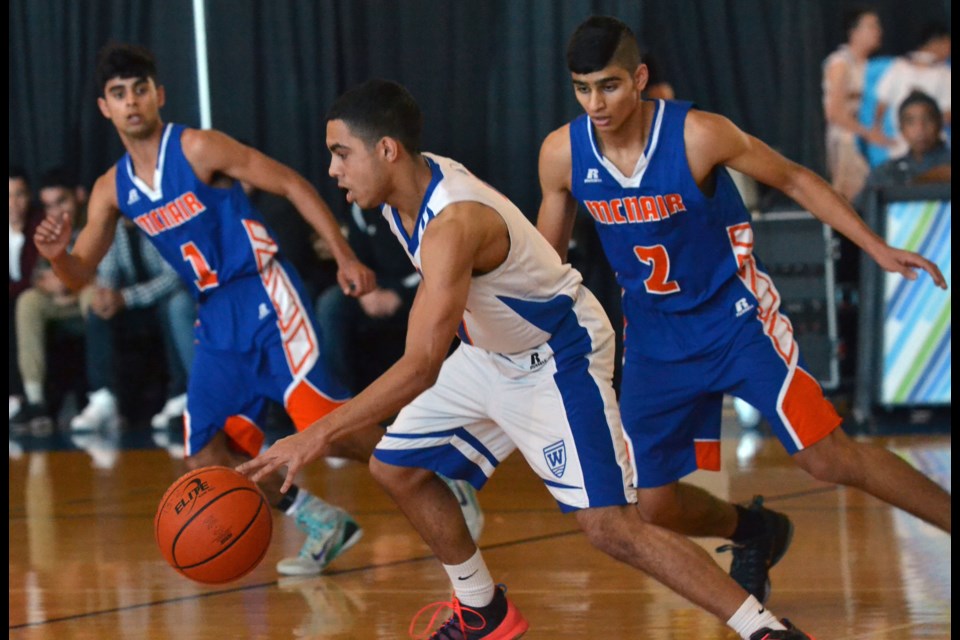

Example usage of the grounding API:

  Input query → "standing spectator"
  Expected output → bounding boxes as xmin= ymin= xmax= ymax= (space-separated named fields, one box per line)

xmin=11 ymin=168 xmax=88 ymax=428
xmin=9 ymin=167 xmax=43 ymax=419
xmin=822 ymin=7 xmax=893 ymax=201
xmin=70 ymin=217 xmax=196 ymax=431
xmin=873 ymin=22 xmax=951 ymax=159
xmin=315 ymin=203 xmax=419 ymax=395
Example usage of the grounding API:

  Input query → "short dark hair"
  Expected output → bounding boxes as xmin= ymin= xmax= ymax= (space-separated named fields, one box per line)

xmin=841 ymin=6 xmax=877 ymax=39
xmin=566 ymin=16 xmax=642 ymax=74
xmin=898 ymin=90 xmax=943 ymax=127
xmin=95 ymin=41 xmax=158 ymax=95
xmin=9 ymin=166 xmax=30 ymax=185
xmin=38 ymin=166 xmax=79 ymax=192
xmin=326 ymin=79 xmax=423 ymax=154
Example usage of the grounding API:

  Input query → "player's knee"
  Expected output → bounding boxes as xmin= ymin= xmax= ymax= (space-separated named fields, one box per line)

xmin=634 ymin=494 xmax=681 ymax=527
xmin=368 ymin=457 xmax=408 ymax=491
xmin=575 ymin=506 xmax=633 ymax=558
xmin=793 ymin=433 xmax=859 ymax=485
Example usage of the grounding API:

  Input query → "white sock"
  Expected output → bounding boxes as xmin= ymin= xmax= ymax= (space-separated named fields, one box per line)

xmin=728 ymin=595 xmax=786 ymax=639
xmin=284 ymin=487 xmax=312 ymax=516
xmin=24 ymin=381 xmax=43 ymax=405
xmin=443 ymin=548 xmax=495 ymax=608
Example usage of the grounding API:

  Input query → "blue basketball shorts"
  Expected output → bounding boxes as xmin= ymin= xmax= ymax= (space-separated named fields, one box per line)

xmin=183 ymin=260 xmax=351 ymax=458
xmin=620 ymin=272 xmax=841 ymax=488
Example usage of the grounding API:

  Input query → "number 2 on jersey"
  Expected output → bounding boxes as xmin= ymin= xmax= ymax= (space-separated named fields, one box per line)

xmin=181 ymin=241 xmax=219 ymax=291
xmin=633 ymin=245 xmax=680 ymax=294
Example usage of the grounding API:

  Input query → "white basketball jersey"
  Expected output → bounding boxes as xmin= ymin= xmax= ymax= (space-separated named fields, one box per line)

xmin=381 ymin=153 xmax=584 ymax=355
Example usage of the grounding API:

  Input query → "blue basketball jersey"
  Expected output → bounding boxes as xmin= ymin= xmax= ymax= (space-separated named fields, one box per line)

xmin=114 ymin=123 xmax=275 ymax=300
xmin=569 ymin=100 xmax=753 ymax=318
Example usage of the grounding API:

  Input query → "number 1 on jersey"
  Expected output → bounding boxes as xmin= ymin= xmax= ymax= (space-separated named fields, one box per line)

xmin=181 ymin=241 xmax=219 ymax=291
xmin=633 ymin=244 xmax=680 ymax=294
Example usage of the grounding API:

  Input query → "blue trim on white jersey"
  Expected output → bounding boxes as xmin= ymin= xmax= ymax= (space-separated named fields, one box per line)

xmin=382 ymin=425 xmax=500 ymax=469
xmin=390 ymin=156 xmax=444 ymax=257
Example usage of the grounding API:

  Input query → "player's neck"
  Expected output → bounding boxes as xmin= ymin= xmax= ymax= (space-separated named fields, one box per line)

xmin=389 ymin=154 xmax=434 ymax=225
xmin=594 ymin=101 xmax=652 ymax=161
xmin=121 ymin=122 xmax=165 ymax=185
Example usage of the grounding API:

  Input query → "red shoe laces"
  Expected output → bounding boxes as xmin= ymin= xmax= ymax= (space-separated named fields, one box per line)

xmin=408 ymin=595 xmax=488 ymax=639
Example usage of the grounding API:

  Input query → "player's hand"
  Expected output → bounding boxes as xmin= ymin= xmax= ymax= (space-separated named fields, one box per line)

xmin=236 ymin=430 xmax=327 ymax=494
xmin=337 ymin=258 xmax=376 ymax=297
xmin=874 ymin=246 xmax=947 ymax=290
xmin=34 ymin=211 xmax=73 ymax=261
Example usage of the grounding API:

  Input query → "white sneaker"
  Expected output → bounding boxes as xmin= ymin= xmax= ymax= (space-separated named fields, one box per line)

xmin=70 ymin=388 xmax=120 ymax=431
xmin=9 ymin=396 xmax=23 ymax=420
xmin=441 ymin=475 xmax=485 ymax=543
xmin=151 ymin=393 xmax=187 ymax=429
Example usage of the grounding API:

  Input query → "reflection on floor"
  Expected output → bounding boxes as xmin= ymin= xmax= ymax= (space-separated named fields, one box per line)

xmin=8 ymin=398 xmax=951 ymax=639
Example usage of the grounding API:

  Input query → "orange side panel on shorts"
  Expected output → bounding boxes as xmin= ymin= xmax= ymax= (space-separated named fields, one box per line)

xmin=782 ymin=368 xmax=843 ymax=448
xmin=694 ymin=440 xmax=721 ymax=471
xmin=223 ymin=415 xmax=265 ymax=458
xmin=286 ymin=380 xmax=347 ymax=432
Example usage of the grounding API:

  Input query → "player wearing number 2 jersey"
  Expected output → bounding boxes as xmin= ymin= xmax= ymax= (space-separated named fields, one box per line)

xmin=536 ymin=16 xmax=950 ymax=621
xmin=32 ymin=42 xmax=389 ymax=577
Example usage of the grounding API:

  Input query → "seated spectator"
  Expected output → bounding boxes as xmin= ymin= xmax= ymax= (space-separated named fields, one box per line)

xmin=11 ymin=168 xmax=88 ymax=428
xmin=873 ymin=22 xmax=951 ymax=159
xmin=315 ymin=203 xmax=418 ymax=395
xmin=70 ymin=217 xmax=196 ymax=431
xmin=860 ymin=90 xmax=951 ymax=195
xmin=9 ymin=167 xmax=45 ymax=420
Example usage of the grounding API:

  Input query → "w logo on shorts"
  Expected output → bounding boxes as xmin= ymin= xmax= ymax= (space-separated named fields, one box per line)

xmin=543 ymin=440 xmax=567 ymax=478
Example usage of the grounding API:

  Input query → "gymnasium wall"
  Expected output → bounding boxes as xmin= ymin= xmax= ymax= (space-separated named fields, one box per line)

xmin=9 ymin=0 xmax=950 ymax=220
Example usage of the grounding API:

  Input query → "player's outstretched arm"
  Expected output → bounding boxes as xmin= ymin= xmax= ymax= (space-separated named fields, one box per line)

xmin=181 ymin=128 xmax=376 ymax=296
xmin=536 ymin=126 xmax=579 ymax=262
xmin=238 ymin=205 xmax=481 ymax=492
xmin=35 ymin=169 xmax=121 ymax=292
xmin=687 ymin=110 xmax=947 ymax=290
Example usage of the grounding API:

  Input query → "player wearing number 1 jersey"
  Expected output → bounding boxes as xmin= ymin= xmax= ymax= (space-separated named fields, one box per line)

xmin=537 ymin=16 xmax=950 ymax=619
xmin=32 ymin=42 xmax=389 ymax=577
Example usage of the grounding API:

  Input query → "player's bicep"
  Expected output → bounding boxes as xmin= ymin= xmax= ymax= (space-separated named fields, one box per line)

xmin=536 ymin=129 xmax=578 ymax=260
xmin=71 ymin=174 xmax=121 ymax=267
xmin=403 ymin=225 xmax=475 ymax=368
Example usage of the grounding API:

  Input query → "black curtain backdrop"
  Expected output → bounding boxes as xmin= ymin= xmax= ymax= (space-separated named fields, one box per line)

xmin=9 ymin=0 xmax=950 ymax=218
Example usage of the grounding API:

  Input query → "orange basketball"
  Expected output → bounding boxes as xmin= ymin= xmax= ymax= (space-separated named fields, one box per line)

xmin=155 ymin=465 xmax=272 ymax=584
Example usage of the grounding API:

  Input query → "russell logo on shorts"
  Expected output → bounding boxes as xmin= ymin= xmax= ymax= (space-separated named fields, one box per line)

xmin=543 ymin=440 xmax=567 ymax=478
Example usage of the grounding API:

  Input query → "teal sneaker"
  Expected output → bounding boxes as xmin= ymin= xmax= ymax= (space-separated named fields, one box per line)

xmin=277 ymin=496 xmax=363 ymax=576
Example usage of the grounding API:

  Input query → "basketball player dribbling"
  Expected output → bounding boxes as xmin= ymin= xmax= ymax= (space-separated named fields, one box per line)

xmin=239 ymin=79 xmax=816 ymax=640
xmin=537 ymin=14 xmax=950 ymax=613
xmin=33 ymin=42 xmax=483 ymax=579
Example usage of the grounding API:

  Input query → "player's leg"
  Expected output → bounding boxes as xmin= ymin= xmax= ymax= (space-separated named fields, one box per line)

xmin=371 ymin=345 xmax=527 ymax=638
xmin=792 ymin=414 xmax=951 ymax=532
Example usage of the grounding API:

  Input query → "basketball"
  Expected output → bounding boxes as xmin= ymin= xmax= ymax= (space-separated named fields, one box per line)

xmin=154 ymin=465 xmax=272 ymax=584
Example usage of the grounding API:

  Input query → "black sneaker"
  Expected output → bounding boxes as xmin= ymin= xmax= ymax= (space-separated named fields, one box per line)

xmin=409 ymin=584 xmax=529 ymax=639
xmin=749 ymin=618 xmax=815 ymax=639
xmin=10 ymin=402 xmax=53 ymax=430
xmin=717 ymin=496 xmax=794 ymax=603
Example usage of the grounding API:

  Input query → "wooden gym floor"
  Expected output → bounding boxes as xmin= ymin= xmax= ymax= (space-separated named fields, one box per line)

xmin=9 ymin=408 xmax=951 ymax=639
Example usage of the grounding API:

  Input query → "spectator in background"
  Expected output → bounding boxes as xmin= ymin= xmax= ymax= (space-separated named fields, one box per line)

xmin=873 ymin=22 xmax=951 ymax=159
xmin=11 ymin=168 xmax=88 ymax=428
xmin=822 ymin=6 xmax=894 ymax=201
xmin=70 ymin=217 xmax=196 ymax=431
xmin=860 ymin=90 xmax=951 ymax=196
xmin=315 ymin=203 xmax=419 ymax=396
xmin=9 ymin=167 xmax=43 ymax=420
